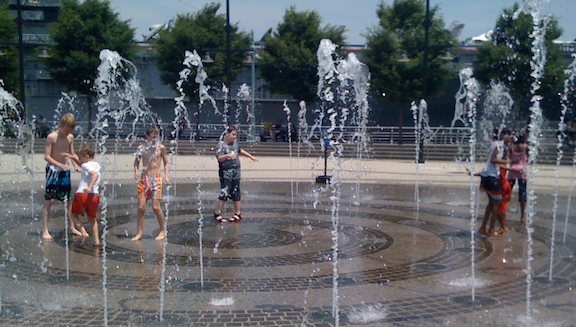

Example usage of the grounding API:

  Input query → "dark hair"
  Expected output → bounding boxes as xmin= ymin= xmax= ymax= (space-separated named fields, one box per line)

xmin=226 ymin=125 xmax=237 ymax=133
xmin=500 ymin=128 xmax=511 ymax=137
xmin=146 ymin=126 xmax=160 ymax=136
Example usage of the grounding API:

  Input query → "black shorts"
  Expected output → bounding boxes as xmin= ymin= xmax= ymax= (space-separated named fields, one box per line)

xmin=218 ymin=169 xmax=241 ymax=202
xmin=480 ymin=176 xmax=503 ymax=200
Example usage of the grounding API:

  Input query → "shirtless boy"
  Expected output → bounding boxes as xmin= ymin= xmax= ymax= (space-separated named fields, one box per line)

xmin=42 ymin=113 xmax=81 ymax=240
xmin=132 ymin=126 xmax=169 ymax=241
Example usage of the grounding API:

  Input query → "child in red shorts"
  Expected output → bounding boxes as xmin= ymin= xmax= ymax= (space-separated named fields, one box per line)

xmin=64 ymin=145 xmax=102 ymax=245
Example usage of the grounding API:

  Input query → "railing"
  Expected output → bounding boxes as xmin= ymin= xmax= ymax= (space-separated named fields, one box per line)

xmin=25 ymin=121 xmax=564 ymax=144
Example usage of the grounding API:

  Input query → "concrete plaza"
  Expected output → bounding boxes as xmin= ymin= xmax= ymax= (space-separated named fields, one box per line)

xmin=0 ymin=153 xmax=575 ymax=326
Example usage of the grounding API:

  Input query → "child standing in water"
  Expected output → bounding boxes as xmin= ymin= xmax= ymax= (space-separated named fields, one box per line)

xmin=42 ymin=113 xmax=81 ymax=240
xmin=214 ymin=126 xmax=258 ymax=223
xmin=63 ymin=145 xmax=102 ymax=245
xmin=507 ymin=133 xmax=528 ymax=225
xmin=132 ymin=126 xmax=169 ymax=241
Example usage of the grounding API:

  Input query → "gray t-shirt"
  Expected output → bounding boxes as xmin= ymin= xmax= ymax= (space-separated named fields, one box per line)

xmin=216 ymin=140 xmax=241 ymax=172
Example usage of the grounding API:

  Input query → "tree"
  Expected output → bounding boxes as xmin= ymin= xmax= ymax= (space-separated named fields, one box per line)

xmin=258 ymin=6 xmax=346 ymax=103
xmin=155 ymin=3 xmax=251 ymax=102
xmin=44 ymin=0 xmax=135 ymax=128
xmin=363 ymin=0 xmax=455 ymax=142
xmin=474 ymin=3 xmax=565 ymax=123
xmin=0 ymin=3 xmax=18 ymax=94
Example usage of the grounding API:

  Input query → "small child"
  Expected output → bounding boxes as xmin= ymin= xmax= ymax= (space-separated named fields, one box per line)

xmin=214 ymin=126 xmax=258 ymax=223
xmin=63 ymin=145 xmax=102 ymax=245
xmin=42 ymin=113 xmax=81 ymax=240
xmin=478 ymin=128 xmax=512 ymax=238
xmin=132 ymin=126 xmax=169 ymax=241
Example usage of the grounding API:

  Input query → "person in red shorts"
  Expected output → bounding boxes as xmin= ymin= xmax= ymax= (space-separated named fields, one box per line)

xmin=63 ymin=145 xmax=102 ymax=245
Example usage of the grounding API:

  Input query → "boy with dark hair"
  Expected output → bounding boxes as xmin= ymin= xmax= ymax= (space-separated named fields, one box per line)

xmin=214 ymin=126 xmax=258 ymax=223
xmin=132 ymin=126 xmax=169 ymax=241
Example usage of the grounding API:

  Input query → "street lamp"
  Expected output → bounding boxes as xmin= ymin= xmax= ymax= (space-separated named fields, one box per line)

xmin=397 ymin=0 xmax=454 ymax=163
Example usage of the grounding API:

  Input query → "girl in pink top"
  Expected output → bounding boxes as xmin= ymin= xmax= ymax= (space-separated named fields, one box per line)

xmin=507 ymin=134 xmax=528 ymax=224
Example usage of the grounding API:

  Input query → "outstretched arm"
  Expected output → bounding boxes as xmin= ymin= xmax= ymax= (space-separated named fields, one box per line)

xmin=240 ymin=149 xmax=258 ymax=162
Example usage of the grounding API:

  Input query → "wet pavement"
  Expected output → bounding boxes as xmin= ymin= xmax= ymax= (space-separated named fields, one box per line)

xmin=0 ymin=154 xmax=575 ymax=326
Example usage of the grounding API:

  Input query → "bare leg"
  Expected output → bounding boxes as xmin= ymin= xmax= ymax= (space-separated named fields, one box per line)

xmin=233 ymin=201 xmax=241 ymax=215
xmin=69 ymin=212 xmax=89 ymax=237
xmin=478 ymin=196 xmax=492 ymax=236
xmin=487 ymin=199 xmax=503 ymax=236
xmin=66 ymin=200 xmax=83 ymax=236
xmin=131 ymin=198 xmax=147 ymax=241
xmin=88 ymin=216 xmax=100 ymax=246
xmin=151 ymin=199 xmax=166 ymax=240
xmin=42 ymin=199 xmax=54 ymax=240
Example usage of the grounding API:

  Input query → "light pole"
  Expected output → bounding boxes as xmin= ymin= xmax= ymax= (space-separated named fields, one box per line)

xmin=245 ymin=45 xmax=257 ymax=143
xmin=17 ymin=0 xmax=26 ymax=120
xmin=418 ymin=0 xmax=431 ymax=163
xmin=225 ymin=0 xmax=232 ymax=125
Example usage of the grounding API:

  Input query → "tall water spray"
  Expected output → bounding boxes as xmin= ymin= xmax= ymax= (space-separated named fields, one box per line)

xmin=93 ymin=49 xmax=160 ymax=326
xmin=515 ymin=1 xmax=548 ymax=325
xmin=463 ymin=70 xmax=481 ymax=302
xmin=313 ymin=39 xmax=370 ymax=326
xmin=0 ymin=81 xmax=22 ymax=314
xmin=410 ymin=99 xmax=432 ymax=219
xmin=561 ymin=55 xmax=576 ymax=244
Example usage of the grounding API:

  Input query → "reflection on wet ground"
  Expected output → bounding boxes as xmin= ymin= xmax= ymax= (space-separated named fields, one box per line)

xmin=0 ymin=181 xmax=574 ymax=326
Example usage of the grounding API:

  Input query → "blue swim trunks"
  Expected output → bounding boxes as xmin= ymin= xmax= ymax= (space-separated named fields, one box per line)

xmin=45 ymin=164 xmax=71 ymax=201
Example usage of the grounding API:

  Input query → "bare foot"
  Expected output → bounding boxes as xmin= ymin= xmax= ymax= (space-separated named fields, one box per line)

xmin=70 ymin=228 xmax=83 ymax=237
xmin=155 ymin=230 xmax=166 ymax=241
xmin=93 ymin=241 xmax=100 ymax=246
xmin=81 ymin=229 xmax=90 ymax=238
xmin=478 ymin=229 xmax=487 ymax=237
xmin=42 ymin=231 xmax=53 ymax=241
xmin=496 ymin=227 xmax=508 ymax=235
xmin=520 ymin=217 xmax=526 ymax=225
xmin=131 ymin=234 xmax=143 ymax=241
xmin=486 ymin=231 xmax=504 ymax=238
xmin=80 ymin=236 xmax=89 ymax=246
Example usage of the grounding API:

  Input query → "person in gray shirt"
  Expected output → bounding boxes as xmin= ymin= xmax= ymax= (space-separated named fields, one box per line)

xmin=214 ymin=126 xmax=258 ymax=222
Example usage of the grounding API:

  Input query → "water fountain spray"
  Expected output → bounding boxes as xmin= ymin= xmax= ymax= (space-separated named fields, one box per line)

xmin=514 ymin=1 xmax=549 ymax=325
xmin=561 ymin=55 xmax=576 ymax=244
xmin=283 ymin=101 xmax=295 ymax=203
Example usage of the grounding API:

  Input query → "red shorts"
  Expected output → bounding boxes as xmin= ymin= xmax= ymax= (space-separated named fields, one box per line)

xmin=71 ymin=193 xmax=100 ymax=218
xmin=498 ymin=175 xmax=512 ymax=214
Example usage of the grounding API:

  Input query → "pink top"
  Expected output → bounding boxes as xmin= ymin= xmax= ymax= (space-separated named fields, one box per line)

xmin=507 ymin=143 xmax=527 ymax=180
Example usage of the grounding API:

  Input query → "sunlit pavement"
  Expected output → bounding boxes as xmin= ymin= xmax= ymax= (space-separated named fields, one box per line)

xmin=0 ymin=154 xmax=575 ymax=326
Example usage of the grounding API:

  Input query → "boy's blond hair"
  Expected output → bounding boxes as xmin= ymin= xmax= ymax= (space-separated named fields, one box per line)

xmin=77 ymin=144 xmax=95 ymax=158
xmin=59 ymin=113 xmax=76 ymax=129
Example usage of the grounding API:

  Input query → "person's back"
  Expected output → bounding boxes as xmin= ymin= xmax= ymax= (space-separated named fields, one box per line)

xmin=481 ymin=140 xmax=504 ymax=178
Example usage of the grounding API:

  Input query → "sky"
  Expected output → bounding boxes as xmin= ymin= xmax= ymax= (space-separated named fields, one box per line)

xmin=109 ymin=0 xmax=576 ymax=45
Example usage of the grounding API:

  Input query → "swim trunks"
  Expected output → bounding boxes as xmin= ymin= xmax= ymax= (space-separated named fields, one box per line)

xmin=45 ymin=164 xmax=71 ymax=201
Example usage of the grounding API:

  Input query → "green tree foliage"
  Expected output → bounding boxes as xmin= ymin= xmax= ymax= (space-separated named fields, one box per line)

xmin=0 ymin=4 xmax=18 ymax=94
xmin=363 ymin=0 xmax=455 ymax=105
xmin=474 ymin=3 xmax=565 ymax=121
xmin=45 ymin=0 xmax=135 ymax=122
xmin=154 ymin=3 xmax=251 ymax=96
xmin=258 ymin=6 xmax=346 ymax=103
